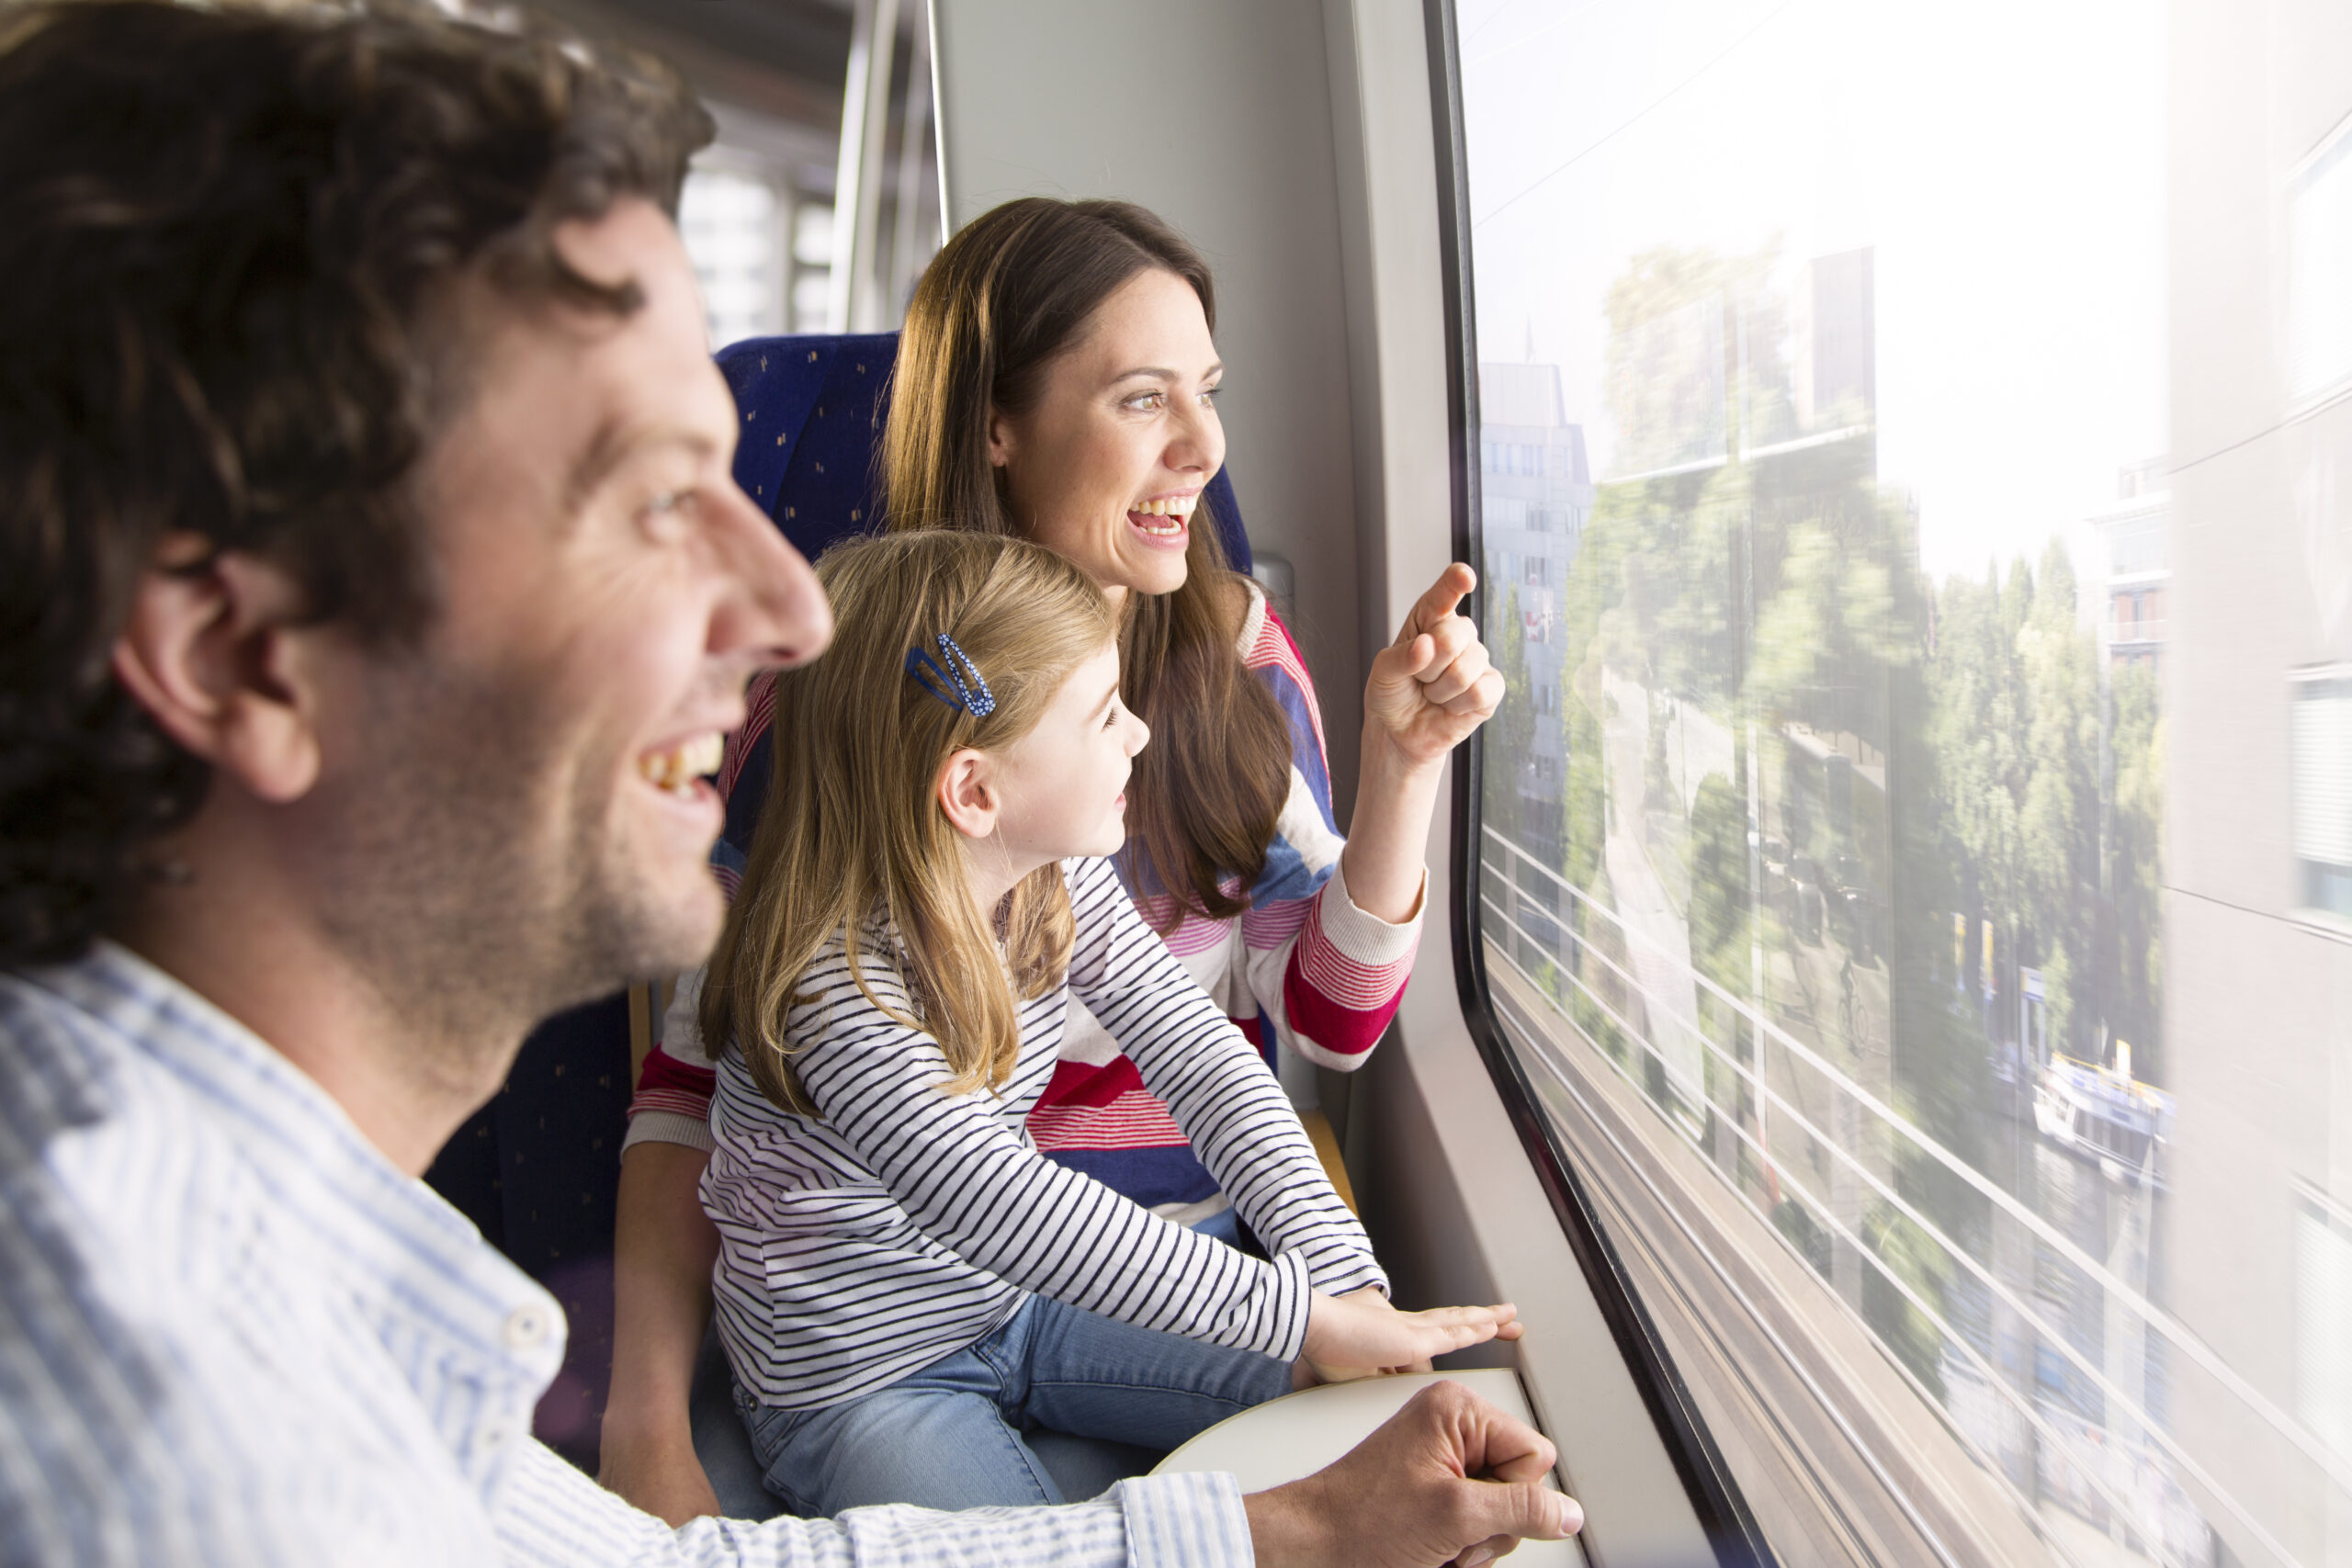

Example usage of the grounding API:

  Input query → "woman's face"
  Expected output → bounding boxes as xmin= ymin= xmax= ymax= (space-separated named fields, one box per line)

xmin=987 ymin=267 xmax=1225 ymax=604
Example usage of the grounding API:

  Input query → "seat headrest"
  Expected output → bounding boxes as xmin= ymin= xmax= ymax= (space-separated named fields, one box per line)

xmin=719 ymin=333 xmax=901 ymax=566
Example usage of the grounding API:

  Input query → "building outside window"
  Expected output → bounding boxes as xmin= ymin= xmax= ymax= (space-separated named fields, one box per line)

xmin=1478 ymin=360 xmax=1594 ymax=870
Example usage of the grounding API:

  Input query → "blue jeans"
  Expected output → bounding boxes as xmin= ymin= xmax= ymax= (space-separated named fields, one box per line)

xmin=734 ymin=1293 xmax=1293 ymax=1513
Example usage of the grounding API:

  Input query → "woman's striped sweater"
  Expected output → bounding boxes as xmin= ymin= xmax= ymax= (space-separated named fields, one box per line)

xmin=702 ymin=855 xmax=1385 ymax=1410
xmin=628 ymin=584 xmax=1422 ymax=1223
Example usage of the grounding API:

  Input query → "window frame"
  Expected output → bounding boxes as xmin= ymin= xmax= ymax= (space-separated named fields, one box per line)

xmin=1420 ymin=2 xmax=1772 ymax=1560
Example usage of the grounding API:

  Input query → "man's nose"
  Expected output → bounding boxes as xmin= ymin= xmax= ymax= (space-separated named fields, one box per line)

xmin=707 ymin=480 xmax=831 ymax=670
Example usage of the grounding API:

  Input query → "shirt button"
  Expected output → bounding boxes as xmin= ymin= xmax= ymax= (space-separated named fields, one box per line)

xmin=503 ymin=1304 xmax=551 ymax=1350
xmin=480 ymin=1417 xmax=516 ymax=1452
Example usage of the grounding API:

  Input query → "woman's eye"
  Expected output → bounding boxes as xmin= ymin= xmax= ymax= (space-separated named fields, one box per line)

xmin=1123 ymin=390 xmax=1166 ymax=412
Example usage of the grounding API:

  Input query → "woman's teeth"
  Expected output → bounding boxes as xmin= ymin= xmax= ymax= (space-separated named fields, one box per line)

xmin=638 ymin=732 xmax=724 ymax=795
xmin=1131 ymin=494 xmax=1196 ymax=536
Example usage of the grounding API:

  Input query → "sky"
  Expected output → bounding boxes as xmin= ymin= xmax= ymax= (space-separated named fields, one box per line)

xmin=1457 ymin=0 xmax=2168 ymax=602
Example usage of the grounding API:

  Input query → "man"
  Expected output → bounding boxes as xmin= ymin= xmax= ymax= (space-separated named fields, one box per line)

xmin=0 ymin=2 xmax=1581 ymax=1564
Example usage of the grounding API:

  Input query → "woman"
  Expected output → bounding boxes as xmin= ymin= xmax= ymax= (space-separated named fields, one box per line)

xmin=602 ymin=197 xmax=1500 ymax=1521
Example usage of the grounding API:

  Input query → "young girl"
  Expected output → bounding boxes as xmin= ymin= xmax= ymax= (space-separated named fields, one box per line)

xmin=695 ymin=530 xmax=1518 ymax=1517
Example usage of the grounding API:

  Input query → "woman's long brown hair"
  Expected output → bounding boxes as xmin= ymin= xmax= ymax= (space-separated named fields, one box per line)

xmin=701 ymin=531 xmax=1117 ymax=1116
xmin=881 ymin=197 xmax=1294 ymax=924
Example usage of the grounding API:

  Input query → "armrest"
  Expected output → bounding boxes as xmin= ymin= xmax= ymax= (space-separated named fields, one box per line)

xmin=1151 ymin=1370 xmax=1583 ymax=1565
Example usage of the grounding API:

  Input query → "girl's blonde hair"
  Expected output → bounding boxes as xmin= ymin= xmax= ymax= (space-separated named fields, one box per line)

xmin=703 ymin=529 xmax=1118 ymax=1116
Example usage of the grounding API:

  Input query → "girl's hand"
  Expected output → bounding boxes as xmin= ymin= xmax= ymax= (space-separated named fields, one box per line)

xmin=1302 ymin=1286 xmax=1521 ymax=1382
xmin=1363 ymin=563 xmax=1504 ymax=770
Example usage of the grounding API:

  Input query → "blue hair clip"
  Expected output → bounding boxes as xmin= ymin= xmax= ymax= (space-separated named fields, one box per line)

xmin=905 ymin=632 xmax=996 ymax=719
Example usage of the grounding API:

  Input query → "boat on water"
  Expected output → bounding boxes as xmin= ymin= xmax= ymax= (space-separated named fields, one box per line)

xmin=2032 ymin=1042 xmax=2174 ymax=1185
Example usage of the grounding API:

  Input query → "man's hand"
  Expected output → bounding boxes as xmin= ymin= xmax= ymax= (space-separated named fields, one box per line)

xmin=1242 ymin=1381 xmax=1582 ymax=1568
xmin=1302 ymin=1289 xmax=1521 ymax=1380
xmin=1362 ymin=564 xmax=1503 ymax=770
xmin=597 ymin=1424 xmax=721 ymax=1528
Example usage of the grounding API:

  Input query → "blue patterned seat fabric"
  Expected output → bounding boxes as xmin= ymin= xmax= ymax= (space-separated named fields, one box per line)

xmin=424 ymin=329 xmax=1255 ymax=1484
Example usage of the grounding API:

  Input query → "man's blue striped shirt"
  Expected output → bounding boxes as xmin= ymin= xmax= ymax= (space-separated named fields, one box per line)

xmin=0 ymin=943 xmax=1251 ymax=1566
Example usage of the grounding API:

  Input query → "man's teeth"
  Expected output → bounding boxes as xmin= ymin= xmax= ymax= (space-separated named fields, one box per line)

xmin=1131 ymin=494 xmax=1197 ymax=535
xmin=638 ymin=732 xmax=725 ymax=794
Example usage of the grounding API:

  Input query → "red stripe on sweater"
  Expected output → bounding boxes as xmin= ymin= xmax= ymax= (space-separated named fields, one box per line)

xmin=1294 ymin=905 xmax=1412 ymax=1010
xmin=1038 ymin=1055 xmax=1147 ymax=1110
xmin=718 ymin=670 xmax=779 ymax=801
xmin=632 ymin=1088 xmax=718 ymax=1122
xmin=1259 ymin=609 xmax=1329 ymax=765
xmin=1029 ymin=1093 xmax=1190 ymax=1151
xmin=1240 ymin=897 xmax=1312 ymax=948
xmin=637 ymin=1043 xmax=717 ymax=1100
xmin=1283 ymin=955 xmax=1405 ymax=1058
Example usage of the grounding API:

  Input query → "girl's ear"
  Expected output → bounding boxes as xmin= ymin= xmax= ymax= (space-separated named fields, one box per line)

xmin=935 ymin=748 xmax=1001 ymax=840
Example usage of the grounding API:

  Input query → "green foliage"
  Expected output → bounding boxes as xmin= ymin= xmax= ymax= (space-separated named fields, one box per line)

xmin=1603 ymin=243 xmax=1785 ymax=479
xmin=1749 ymin=520 xmax=1904 ymax=728
xmin=1689 ymin=771 xmax=1749 ymax=992
xmin=1561 ymin=675 xmax=1607 ymax=894
xmin=2018 ymin=541 xmax=2101 ymax=1055
xmin=1491 ymin=584 xmax=1538 ymax=844
xmin=2105 ymin=661 xmax=2165 ymax=1077
xmin=1862 ymin=1202 xmax=1950 ymax=1399
xmin=1924 ymin=547 xmax=2165 ymax=1078
xmin=1773 ymin=1197 xmax=1833 ymax=1279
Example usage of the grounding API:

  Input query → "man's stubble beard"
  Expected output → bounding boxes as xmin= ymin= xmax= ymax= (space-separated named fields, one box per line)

xmin=309 ymin=650 xmax=717 ymax=1097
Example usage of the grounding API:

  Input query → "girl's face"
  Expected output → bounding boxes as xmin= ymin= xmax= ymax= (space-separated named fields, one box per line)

xmin=983 ymin=641 xmax=1149 ymax=867
xmin=986 ymin=268 xmax=1225 ymax=606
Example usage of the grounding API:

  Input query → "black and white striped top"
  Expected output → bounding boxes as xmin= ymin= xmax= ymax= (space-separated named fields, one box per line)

xmin=703 ymin=855 xmax=1386 ymax=1410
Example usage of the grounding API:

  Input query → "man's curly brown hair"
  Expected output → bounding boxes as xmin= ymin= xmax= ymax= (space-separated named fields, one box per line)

xmin=0 ymin=0 xmax=712 ymax=968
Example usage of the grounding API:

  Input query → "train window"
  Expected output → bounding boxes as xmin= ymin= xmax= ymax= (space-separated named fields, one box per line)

xmin=1447 ymin=1 xmax=2352 ymax=1563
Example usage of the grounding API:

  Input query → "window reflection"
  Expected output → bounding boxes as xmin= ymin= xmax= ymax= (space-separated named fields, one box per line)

xmin=1461 ymin=0 xmax=2352 ymax=1562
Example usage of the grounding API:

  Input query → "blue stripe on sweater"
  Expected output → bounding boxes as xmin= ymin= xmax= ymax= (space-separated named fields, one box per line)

xmin=1041 ymin=1145 xmax=1225 ymax=1212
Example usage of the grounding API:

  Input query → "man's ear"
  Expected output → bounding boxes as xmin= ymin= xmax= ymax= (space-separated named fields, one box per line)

xmin=985 ymin=404 xmax=1016 ymax=470
xmin=108 ymin=535 xmax=327 ymax=805
xmin=934 ymin=748 xmax=1001 ymax=840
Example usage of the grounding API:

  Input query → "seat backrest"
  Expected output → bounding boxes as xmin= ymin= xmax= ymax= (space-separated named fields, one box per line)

xmin=711 ymin=330 xmax=1253 ymax=855
xmin=718 ymin=333 xmax=901 ymax=566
